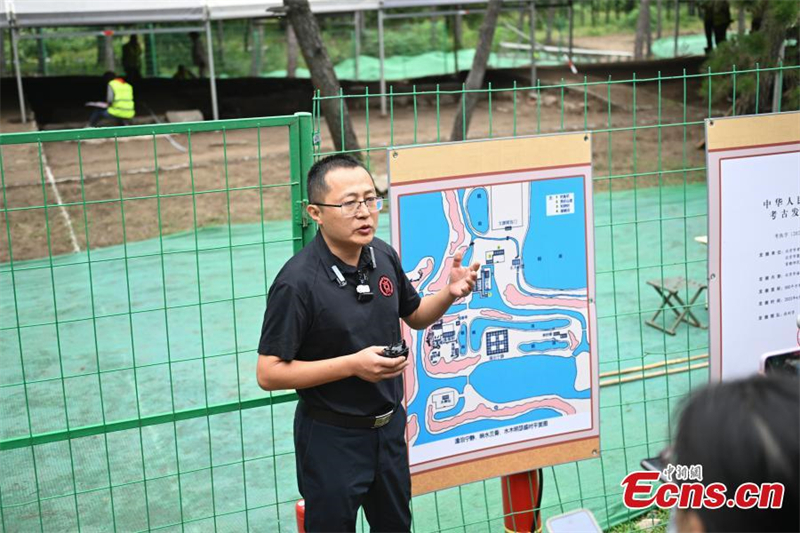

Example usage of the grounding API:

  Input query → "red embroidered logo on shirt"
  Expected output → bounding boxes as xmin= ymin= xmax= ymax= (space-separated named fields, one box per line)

xmin=379 ymin=276 xmax=394 ymax=297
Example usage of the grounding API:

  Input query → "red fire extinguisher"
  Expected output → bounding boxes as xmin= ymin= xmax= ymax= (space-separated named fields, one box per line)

xmin=501 ymin=470 xmax=543 ymax=533
xmin=295 ymin=499 xmax=306 ymax=533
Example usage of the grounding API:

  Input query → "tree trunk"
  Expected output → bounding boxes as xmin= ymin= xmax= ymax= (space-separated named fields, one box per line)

xmin=546 ymin=7 xmax=555 ymax=45
xmin=431 ymin=8 xmax=439 ymax=50
xmin=453 ymin=10 xmax=463 ymax=73
xmin=634 ymin=0 xmax=651 ymax=60
xmin=216 ymin=20 xmax=225 ymax=68
xmin=656 ymin=0 xmax=662 ymax=39
xmin=250 ymin=21 xmax=264 ymax=76
xmin=286 ymin=23 xmax=299 ymax=78
xmin=450 ymin=0 xmax=503 ymax=142
xmin=760 ymin=3 xmax=790 ymax=112
xmin=0 ymin=29 xmax=5 ymax=78
xmin=737 ymin=4 xmax=745 ymax=37
xmin=284 ymin=0 xmax=360 ymax=153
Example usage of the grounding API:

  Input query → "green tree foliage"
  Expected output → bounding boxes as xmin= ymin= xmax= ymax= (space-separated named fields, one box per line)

xmin=702 ymin=0 xmax=799 ymax=114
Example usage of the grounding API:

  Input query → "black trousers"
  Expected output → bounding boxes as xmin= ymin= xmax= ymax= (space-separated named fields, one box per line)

xmin=294 ymin=403 xmax=411 ymax=533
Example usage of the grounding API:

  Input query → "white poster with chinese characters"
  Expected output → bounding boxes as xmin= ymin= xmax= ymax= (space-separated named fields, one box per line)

xmin=706 ymin=112 xmax=800 ymax=381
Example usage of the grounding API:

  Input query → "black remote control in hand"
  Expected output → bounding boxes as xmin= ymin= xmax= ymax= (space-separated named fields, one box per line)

xmin=382 ymin=340 xmax=409 ymax=359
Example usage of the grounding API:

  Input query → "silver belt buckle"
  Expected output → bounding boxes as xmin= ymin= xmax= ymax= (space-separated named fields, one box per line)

xmin=372 ymin=409 xmax=393 ymax=428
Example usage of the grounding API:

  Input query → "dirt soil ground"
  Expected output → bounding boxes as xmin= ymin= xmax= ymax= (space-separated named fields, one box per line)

xmin=1 ymin=66 xmax=720 ymax=263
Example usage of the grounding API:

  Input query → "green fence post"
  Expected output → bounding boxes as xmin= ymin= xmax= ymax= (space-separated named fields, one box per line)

xmin=290 ymin=112 xmax=316 ymax=252
xmin=298 ymin=111 xmax=316 ymax=246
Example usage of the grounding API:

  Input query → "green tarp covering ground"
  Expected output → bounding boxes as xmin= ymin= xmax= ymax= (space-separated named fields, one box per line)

xmin=263 ymin=35 xmax=717 ymax=83
xmin=265 ymin=49 xmax=563 ymax=82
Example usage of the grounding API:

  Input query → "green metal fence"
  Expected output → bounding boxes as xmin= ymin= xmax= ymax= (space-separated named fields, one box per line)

xmin=1 ymin=63 xmax=799 ymax=533
xmin=309 ymin=63 xmax=800 ymax=531
xmin=0 ymin=114 xmax=315 ymax=532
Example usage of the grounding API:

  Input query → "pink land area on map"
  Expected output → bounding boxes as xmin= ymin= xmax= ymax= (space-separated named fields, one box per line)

xmin=425 ymin=190 xmax=472 ymax=293
xmin=479 ymin=309 xmax=513 ymax=320
xmin=407 ymin=413 xmax=420 ymax=444
xmin=425 ymin=398 xmax=577 ymax=433
xmin=503 ymin=284 xmax=587 ymax=309
xmin=568 ymin=330 xmax=580 ymax=350
xmin=444 ymin=190 xmax=466 ymax=256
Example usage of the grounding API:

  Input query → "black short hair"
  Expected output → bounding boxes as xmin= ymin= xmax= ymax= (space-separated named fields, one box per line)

xmin=673 ymin=374 xmax=799 ymax=532
xmin=307 ymin=154 xmax=371 ymax=204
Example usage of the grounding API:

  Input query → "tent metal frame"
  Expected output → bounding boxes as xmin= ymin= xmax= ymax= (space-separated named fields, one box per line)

xmin=5 ymin=0 xmax=573 ymax=124
xmin=7 ymin=17 xmax=218 ymax=124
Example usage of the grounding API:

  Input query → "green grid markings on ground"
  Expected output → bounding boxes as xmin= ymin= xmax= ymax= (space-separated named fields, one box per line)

xmin=2 ymin=64 xmax=799 ymax=532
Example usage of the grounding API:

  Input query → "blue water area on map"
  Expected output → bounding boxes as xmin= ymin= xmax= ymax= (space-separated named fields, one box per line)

xmin=462 ymin=244 xmax=474 ymax=266
xmin=399 ymin=192 xmax=449 ymax=276
xmin=466 ymin=188 xmax=489 ymax=235
xmin=518 ymin=340 xmax=569 ymax=353
xmin=470 ymin=356 xmax=590 ymax=403
xmin=468 ymin=318 xmax=571 ymax=351
xmin=458 ymin=323 xmax=468 ymax=355
xmin=522 ymin=177 xmax=587 ymax=290
xmin=448 ymin=304 xmax=467 ymax=315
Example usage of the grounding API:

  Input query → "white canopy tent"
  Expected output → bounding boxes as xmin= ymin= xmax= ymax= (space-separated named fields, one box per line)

xmin=0 ymin=0 xmax=391 ymax=27
xmin=2 ymin=0 xmax=572 ymax=123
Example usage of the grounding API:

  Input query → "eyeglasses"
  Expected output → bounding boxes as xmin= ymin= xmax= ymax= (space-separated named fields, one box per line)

xmin=312 ymin=196 xmax=384 ymax=217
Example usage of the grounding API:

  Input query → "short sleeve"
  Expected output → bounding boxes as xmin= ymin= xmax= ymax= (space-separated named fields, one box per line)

xmin=390 ymin=247 xmax=422 ymax=318
xmin=257 ymin=281 xmax=309 ymax=361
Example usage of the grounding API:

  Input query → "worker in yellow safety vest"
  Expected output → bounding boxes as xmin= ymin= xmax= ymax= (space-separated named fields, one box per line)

xmin=87 ymin=71 xmax=135 ymax=127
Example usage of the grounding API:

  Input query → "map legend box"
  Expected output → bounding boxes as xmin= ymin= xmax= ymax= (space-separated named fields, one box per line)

xmin=546 ymin=192 xmax=576 ymax=216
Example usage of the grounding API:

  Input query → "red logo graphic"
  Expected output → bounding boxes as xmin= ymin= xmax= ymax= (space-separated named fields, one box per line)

xmin=620 ymin=471 xmax=785 ymax=510
xmin=379 ymin=276 xmax=394 ymax=297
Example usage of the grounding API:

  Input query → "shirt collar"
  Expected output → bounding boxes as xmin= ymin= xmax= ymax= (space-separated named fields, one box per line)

xmin=313 ymin=231 xmax=373 ymax=283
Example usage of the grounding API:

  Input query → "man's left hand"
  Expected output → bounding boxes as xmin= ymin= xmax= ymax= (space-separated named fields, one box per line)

xmin=447 ymin=249 xmax=480 ymax=298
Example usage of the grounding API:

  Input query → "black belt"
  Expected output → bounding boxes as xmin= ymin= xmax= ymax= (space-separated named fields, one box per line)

xmin=300 ymin=401 xmax=397 ymax=429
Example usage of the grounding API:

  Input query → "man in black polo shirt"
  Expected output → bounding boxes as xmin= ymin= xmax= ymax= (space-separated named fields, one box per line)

xmin=257 ymin=154 xmax=479 ymax=532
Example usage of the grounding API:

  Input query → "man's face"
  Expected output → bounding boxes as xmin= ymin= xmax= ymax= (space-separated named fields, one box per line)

xmin=308 ymin=165 xmax=379 ymax=252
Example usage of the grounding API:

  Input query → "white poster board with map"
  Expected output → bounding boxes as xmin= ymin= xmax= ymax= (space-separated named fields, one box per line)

xmin=706 ymin=112 xmax=800 ymax=381
xmin=388 ymin=133 xmax=599 ymax=495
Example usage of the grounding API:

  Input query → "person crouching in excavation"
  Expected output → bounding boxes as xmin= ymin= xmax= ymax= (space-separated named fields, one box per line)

xmin=87 ymin=71 xmax=135 ymax=127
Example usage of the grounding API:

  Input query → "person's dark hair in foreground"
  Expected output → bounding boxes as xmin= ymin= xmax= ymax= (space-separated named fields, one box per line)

xmin=306 ymin=153 xmax=365 ymax=204
xmin=673 ymin=374 xmax=799 ymax=532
